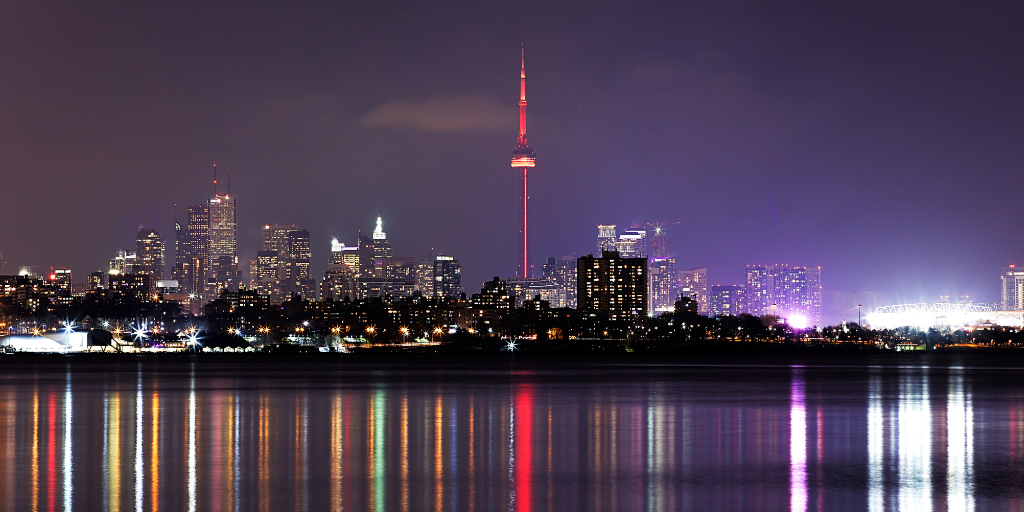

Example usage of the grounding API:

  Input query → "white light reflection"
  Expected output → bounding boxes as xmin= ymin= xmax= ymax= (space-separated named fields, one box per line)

xmin=898 ymin=371 xmax=931 ymax=512
xmin=947 ymin=369 xmax=974 ymax=512
xmin=63 ymin=369 xmax=72 ymax=512
xmin=188 ymin=369 xmax=196 ymax=512
xmin=868 ymin=371 xmax=883 ymax=512
xmin=790 ymin=367 xmax=807 ymax=512
xmin=135 ymin=370 xmax=143 ymax=512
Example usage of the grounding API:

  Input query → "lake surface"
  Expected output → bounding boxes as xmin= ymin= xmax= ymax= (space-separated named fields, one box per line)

xmin=1 ymin=354 xmax=1023 ymax=511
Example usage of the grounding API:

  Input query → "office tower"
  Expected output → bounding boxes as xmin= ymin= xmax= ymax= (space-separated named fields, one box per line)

xmin=649 ymin=224 xmax=671 ymax=258
xmin=173 ymin=219 xmax=187 ymax=283
xmin=806 ymin=266 xmax=822 ymax=325
xmin=678 ymin=267 xmax=708 ymax=315
xmin=52 ymin=268 xmax=72 ymax=299
xmin=433 ymin=255 xmax=463 ymax=299
xmin=252 ymin=251 xmax=279 ymax=296
xmin=472 ymin=277 xmax=514 ymax=309
xmin=649 ymin=257 xmax=677 ymax=313
xmin=744 ymin=265 xmax=769 ymax=316
xmin=542 ymin=256 xmax=578 ymax=308
xmin=510 ymin=50 xmax=537 ymax=277
xmin=369 ymin=217 xmax=392 ymax=278
xmin=135 ymin=228 xmax=165 ymax=278
xmin=709 ymin=285 xmax=744 ymax=317
xmin=1002 ymin=265 xmax=1024 ymax=310
xmin=577 ymin=251 xmax=648 ymax=322
xmin=283 ymin=229 xmax=314 ymax=299
xmin=17 ymin=266 xmax=41 ymax=277
xmin=328 ymin=238 xmax=361 ymax=275
xmin=208 ymin=193 xmax=237 ymax=296
xmin=185 ymin=204 xmax=209 ymax=300
xmin=597 ymin=225 xmax=617 ymax=254
xmin=416 ymin=250 xmax=437 ymax=297
xmin=87 ymin=271 xmax=104 ymax=290
xmin=109 ymin=251 xmax=137 ymax=275
xmin=616 ymin=227 xmax=647 ymax=258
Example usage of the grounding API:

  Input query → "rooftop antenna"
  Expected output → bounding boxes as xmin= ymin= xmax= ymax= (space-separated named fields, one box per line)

xmin=227 ymin=166 xmax=231 ymax=195
xmin=213 ymin=164 xmax=218 ymax=196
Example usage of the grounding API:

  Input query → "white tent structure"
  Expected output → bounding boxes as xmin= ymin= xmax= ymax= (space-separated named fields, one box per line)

xmin=0 ymin=332 xmax=89 ymax=353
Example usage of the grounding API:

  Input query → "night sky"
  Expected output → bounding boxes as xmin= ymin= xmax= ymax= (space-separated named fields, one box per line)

xmin=2 ymin=0 xmax=1022 ymax=324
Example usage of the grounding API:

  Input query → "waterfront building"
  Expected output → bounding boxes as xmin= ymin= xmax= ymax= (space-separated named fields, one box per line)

xmin=744 ymin=264 xmax=822 ymax=326
xmin=577 ymin=251 xmax=648 ymax=322
xmin=677 ymin=267 xmax=708 ymax=315
xmin=709 ymin=284 xmax=744 ymax=317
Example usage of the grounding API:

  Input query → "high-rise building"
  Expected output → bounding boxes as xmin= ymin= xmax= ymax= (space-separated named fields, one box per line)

xmin=135 ymin=228 xmax=165 ymax=278
xmin=87 ymin=271 xmax=105 ymax=290
xmin=649 ymin=257 xmax=677 ymax=313
xmin=283 ymin=229 xmax=314 ymax=299
xmin=677 ymin=267 xmax=708 ymax=315
xmin=577 ymin=251 xmax=648 ymax=322
xmin=744 ymin=264 xmax=821 ymax=326
xmin=252 ymin=251 xmax=279 ymax=297
xmin=744 ymin=265 xmax=770 ymax=316
xmin=208 ymin=193 xmax=237 ymax=296
xmin=1002 ymin=265 xmax=1024 ymax=310
xmin=616 ymin=227 xmax=647 ymax=258
xmin=321 ymin=238 xmax=359 ymax=301
xmin=597 ymin=225 xmax=617 ymax=254
xmin=371 ymin=217 xmax=392 ymax=278
xmin=806 ymin=266 xmax=822 ymax=325
xmin=710 ymin=284 xmax=744 ymax=317
xmin=109 ymin=251 xmax=137 ymax=275
xmin=542 ymin=256 xmax=578 ymax=308
xmin=183 ymin=204 xmax=210 ymax=306
xmin=433 ymin=256 xmax=463 ymax=299
xmin=649 ymin=224 xmax=671 ymax=258
xmin=510 ymin=50 xmax=537 ymax=278
xmin=173 ymin=219 xmax=187 ymax=283
xmin=415 ymin=250 xmax=436 ymax=297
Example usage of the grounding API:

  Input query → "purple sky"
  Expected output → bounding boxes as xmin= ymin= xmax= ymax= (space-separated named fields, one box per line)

xmin=1 ymin=0 xmax=1022 ymax=324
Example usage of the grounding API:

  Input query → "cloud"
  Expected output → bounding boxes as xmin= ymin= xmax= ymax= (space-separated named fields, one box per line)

xmin=361 ymin=94 xmax=512 ymax=131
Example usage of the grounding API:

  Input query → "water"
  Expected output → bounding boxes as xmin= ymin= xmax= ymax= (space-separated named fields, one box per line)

xmin=1 ymin=354 xmax=1023 ymax=511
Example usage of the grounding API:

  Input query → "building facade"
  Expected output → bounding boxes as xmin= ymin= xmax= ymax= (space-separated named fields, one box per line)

xmin=577 ymin=251 xmax=648 ymax=322
xmin=677 ymin=267 xmax=708 ymax=315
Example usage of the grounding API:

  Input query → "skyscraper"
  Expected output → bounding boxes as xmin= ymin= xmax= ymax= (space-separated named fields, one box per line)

xmin=649 ymin=257 xmax=677 ymax=313
xmin=678 ymin=267 xmax=708 ymax=315
xmin=135 ymin=228 xmax=165 ymax=278
xmin=649 ymin=224 xmax=671 ymax=258
xmin=745 ymin=264 xmax=821 ymax=326
xmin=710 ymin=285 xmax=744 ymax=317
xmin=1002 ymin=265 xmax=1024 ymax=310
xmin=744 ymin=265 xmax=769 ymax=316
xmin=185 ymin=204 xmax=209 ymax=301
xmin=208 ymin=193 xmax=238 ymax=295
xmin=616 ymin=227 xmax=647 ymax=258
xmin=510 ymin=50 xmax=537 ymax=277
xmin=433 ymin=255 xmax=463 ymax=299
xmin=173 ymin=218 xmax=187 ymax=283
xmin=597 ymin=225 xmax=617 ymax=253
xmin=577 ymin=251 xmax=648 ymax=322
xmin=260 ymin=224 xmax=314 ymax=301
xmin=542 ymin=256 xmax=578 ymax=308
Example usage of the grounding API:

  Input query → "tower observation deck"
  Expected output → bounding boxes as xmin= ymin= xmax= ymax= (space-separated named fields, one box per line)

xmin=511 ymin=50 xmax=536 ymax=277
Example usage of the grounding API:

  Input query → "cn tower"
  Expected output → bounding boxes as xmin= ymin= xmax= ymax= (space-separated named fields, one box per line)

xmin=510 ymin=49 xmax=537 ymax=277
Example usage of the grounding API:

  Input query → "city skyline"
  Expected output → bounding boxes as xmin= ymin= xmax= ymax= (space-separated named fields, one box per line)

xmin=1 ymin=1 xmax=1022 ymax=326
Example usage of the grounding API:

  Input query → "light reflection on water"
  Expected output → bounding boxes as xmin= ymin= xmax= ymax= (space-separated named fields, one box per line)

xmin=0 ymin=360 xmax=1023 ymax=510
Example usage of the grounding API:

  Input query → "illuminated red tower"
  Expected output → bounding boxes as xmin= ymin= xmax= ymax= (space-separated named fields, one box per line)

xmin=510 ymin=50 xmax=537 ymax=277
